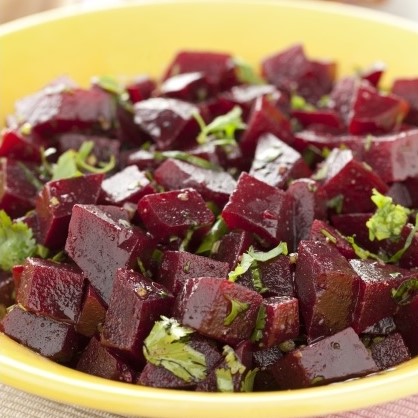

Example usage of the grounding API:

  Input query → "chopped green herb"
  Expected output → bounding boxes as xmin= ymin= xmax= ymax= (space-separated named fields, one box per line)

xmin=154 ymin=150 xmax=221 ymax=171
xmin=250 ymin=265 xmax=268 ymax=294
xmin=391 ymin=278 xmax=418 ymax=305
xmin=143 ymin=316 xmax=207 ymax=382
xmin=290 ymin=94 xmax=316 ymax=111
xmin=179 ymin=228 xmax=195 ymax=252
xmin=250 ymin=305 xmax=267 ymax=343
xmin=234 ymin=58 xmax=264 ymax=85
xmin=0 ymin=210 xmax=36 ymax=271
xmin=228 ymin=252 xmax=255 ymax=282
xmin=19 ymin=122 xmax=32 ymax=136
xmin=223 ymin=345 xmax=246 ymax=375
xmin=92 ymin=75 xmax=125 ymax=96
xmin=327 ymin=194 xmax=344 ymax=214
xmin=387 ymin=214 xmax=418 ymax=263
xmin=364 ymin=134 xmax=374 ymax=152
xmin=366 ymin=189 xmax=410 ymax=241
xmin=36 ymin=244 xmax=49 ymax=259
xmin=224 ymin=297 xmax=249 ymax=326
xmin=51 ymin=250 xmax=66 ymax=263
xmin=196 ymin=218 xmax=229 ymax=254
xmin=345 ymin=236 xmax=384 ymax=262
xmin=241 ymin=368 xmax=258 ymax=392
xmin=320 ymin=228 xmax=337 ymax=244
xmin=312 ymin=163 xmax=329 ymax=181
xmin=317 ymin=95 xmax=330 ymax=108
xmin=278 ymin=340 xmax=296 ymax=353
xmin=18 ymin=162 xmax=43 ymax=190
xmin=215 ymin=368 xmax=234 ymax=392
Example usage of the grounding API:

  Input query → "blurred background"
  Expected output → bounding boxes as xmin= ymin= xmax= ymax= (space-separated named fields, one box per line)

xmin=1 ymin=0 xmax=418 ymax=24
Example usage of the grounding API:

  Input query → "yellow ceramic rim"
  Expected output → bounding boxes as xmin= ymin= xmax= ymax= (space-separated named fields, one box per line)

xmin=1 ymin=1 xmax=418 ymax=417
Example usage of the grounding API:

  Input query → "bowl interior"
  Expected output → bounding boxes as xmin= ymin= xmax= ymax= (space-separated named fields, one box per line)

xmin=1 ymin=1 xmax=418 ymax=417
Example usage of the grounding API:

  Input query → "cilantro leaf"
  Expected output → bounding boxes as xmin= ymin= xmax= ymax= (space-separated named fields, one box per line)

xmin=223 ymin=345 xmax=246 ymax=375
xmin=391 ymin=278 xmax=418 ymax=305
xmin=250 ymin=305 xmax=267 ymax=343
xmin=241 ymin=368 xmax=258 ymax=392
xmin=196 ymin=218 xmax=229 ymax=254
xmin=366 ymin=189 xmax=410 ymax=241
xmin=320 ymin=228 xmax=337 ymax=244
xmin=92 ymin=75 xmax=126 ymax=96
xmin=247 ymin=242 xmax=288 ymax=262
xmin=143 ymin=316 xmax=206 ymax=382
xmin=250 ymin=265 xmax=268 ymax=294
xmin=234 ymin=58 xmax=264 ymax=85
xmin=388 ymin=214 xmax=418 ymax=263
xmin=0 ymin=210 xmax=36 ymax=271
xmin=215 ymin=368 xmax=234 ymax=392
xmin=291 ymin=94 xmax=316 ymax=111
xmin=224 ymin=297 xmax=249 ymax=326
xmin=345 ymin=236 xmax=384 ymax=262
xmin=228 ymin=252 xmax=255 ymax=282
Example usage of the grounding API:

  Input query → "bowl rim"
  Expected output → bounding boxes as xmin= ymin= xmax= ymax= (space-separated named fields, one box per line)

xmin=1 ymin=1 xmax=418 ymax=417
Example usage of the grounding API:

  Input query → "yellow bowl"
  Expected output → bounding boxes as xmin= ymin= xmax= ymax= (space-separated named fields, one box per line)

xmin=1 ymin=1 xmax=418 ymax=417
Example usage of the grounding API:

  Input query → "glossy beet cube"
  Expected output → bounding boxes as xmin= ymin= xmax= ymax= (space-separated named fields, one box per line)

xmin=162 ymin=51 xmax=237 ymax=92
xmin=137 ymin=335 xmax=222 ymax=389
xmin=16 ymin=258 xmax=85 ymax=323
xmin=212 ymin=229 xmax=253 ymax=270
xmin=259 ymin=296 xmax=299 ymax=348
xmin=391 ymin=78 xmax=418 ymax=125
xmin=222 ymin=172 xmax=295 ymax=249
xmin=349 ymin=259 xmax=415 ymax=333
xmin=0 ymin=158 xmax=39 ymax=218
xmin=292 ymin=109 xmax=343 ymax=130
xmin=137 ymin=189 xmax=214 ymax=243
xmin=76 ymin=335 xmax=135 ymax=382
xmin=394 ymin=294 xmax=418 ymax=356
xmin=288 ymin=179 xmax=327 ymax=243
xmin=252 ymin=346 xmax=282 ymax=391
xmin=295 ymin=240 xmax=360 ymax=341
xmin=360 ymin=62 xmax=386 ymax=87
xmin=154 ymin=158 xmax=236 ymax=207
xmin=0 ymin=305 xmax=80 ymax=363
xmin=158 ymin=250 xmax=229 ymax=295
xmin=0 ymin=128 xmax=44 ymax=163
xmin=370 ymin=333 xmax=411 ymax=371
xmin=133 ymin=98 xmax=200 ymax=150
xmin=65 ymin=204 xmax=155 ymax=304
xmin=174 ymin=277 xmax=262 ymax=345
xmin=126 ymin=75 xmax=156 ymax=104
xmin=239 ymin=96 xmax=293 ymax=157
xmin=101 ymin=269 xmax=174 ymax=366
xmin=317 ymin=148 xmax=388 ymax=214
xmin=100 ymin=165 xmax=155 ymax=206
xmin=75 ymin=285 xmax=106 ymax=337
xmin=249 ymin=133 xmax=311 ymax=189
xmin=269 ymin=327 xmax=378 ymax=389
xmin=348 ymin=81 xmax=409 ymax=135
xmin=36 ymin=173 xmax=103 ymax=249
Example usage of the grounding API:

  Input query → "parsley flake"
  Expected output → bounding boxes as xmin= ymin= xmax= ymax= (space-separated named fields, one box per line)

xmin=250 ymin=305 xmax=267 ymax=343
xmin=196 ymin=218 xmax=229 ymax=255
xmin=234 ymin=58 xmax=264 ymax=85
xmin=391 ymin=278 xmax=418 ymax=305
xmin=224 ymin=297 xmax=249 ymax=326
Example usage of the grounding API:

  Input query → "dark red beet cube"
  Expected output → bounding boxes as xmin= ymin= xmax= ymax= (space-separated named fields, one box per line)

xmin=75 ymin=285 xmax=107 ymax=337
xmin=36 ymin=173 xmax=103 ymax=249
xmin=126 ymin=75 xmax=156 ymax=104
xmin=394 ymin=294 xmax=418 ymax=355
xmin=329 ymin=76 xmax=358 ymax=126
xmin=0 ymin=272 xmax=14 ymax=317
xmin=101 ymin=268 xmax=173 ymax=366
xmin=391 ymin=78 xmax=418 ymax=125
xmin=0 ymin=158 xmax=39 ymax=218
xmin=370 ymin=332 xmax=411 ymax=371
xmin=134 ymin=98 xmax=200 ymax=150
xmin=360 ymin=62 xmax=386 ymax=87
xmin=137 ymin=188 xmax=214 ymax=243
xmin=65 ymin=204 xmax=155 ymax=304
xmin=0 ymin=129 xmax=44 ymax=163
xmin=174 ymin=277 xmax=262 ymax=345
xmin=295 ymin=240 xmax=360 ymax=341
xmin=158 ymin=250 xmax=229 ymax=295
xmin=252 ymin=346 xmax=282 ymax=391
xmin=269 ymin=327 xmax=378 ymax=389
xmin=76 ymin=335 xmax=135 ymax=382
xmin=349 ymin=259 xmax=415 ymax=333
xmin=100 ymin=165 xmax=155 ymax=206
xmin=249 ymin=133 xmax=311 ymax=189
xmin=239 ymin=96 xmax=293 ymax=157
xmin=292 ymin=109 xmax=343 ymax=130
xmin=259 ymin=296 xmax=299 ymax=348
xmin=222 ymin=172 xmax=295 ymax=249
xmin=0 ymin=305 xmax=80 ymax=363
xmin=288 ymin=179 xmax=327 ymax=243
xmin=16 ymin=257 xmax=85 ymax=323
xmin=154 ymin=158 xmax=236 ymax=207
xmin=317 ymin=148 xmax=388 ymax=214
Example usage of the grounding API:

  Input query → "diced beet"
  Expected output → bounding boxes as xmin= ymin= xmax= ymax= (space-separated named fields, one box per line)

xmin=308 ymin=219 xmax=356 ymax=259
xmin=222 ymin=172 xmax=295 ymax=249
xmin=215 ymin=142 xmax=252 ymax=174
xmin=292 ymin=108 xmax=343 ymax=131
xmin=360 ymin=62 xmax=386 ymax=87
xmin=122 ymin=149 xmax=161 ymax=172
xmin=394 ymin=294 xmax=418 ymax=356
xmin=239 ymin=96 xmax=293 ymax=157
xmin=158 ymin=250 xmax=229 ymax=295
xmin=0 ymin=129 xmax=45 ymax=163
xmin=212 ymin=229 xmax=253 ymax=270
xmin=259 ymin=296 xmax=299 ymax=348
xmin=101 ymin=268 xmax=173 ymax=366
xmin=126 ymin=75 xmax=156 ymax=103
xmin=391 ymin=78 xmax=418 ymax=125
xmin=100 ymin=166 xmax=155 ymax=206
xmin=116 ymin=102 xmax=149 ymax=146
xmin=76 ymin=335 xmax=135 ymax=382
xmin=36 ymin=173 xmax=103 ymax=249
xmin=404 ymin=176 xmax=418 ymax=209
xmin=329 ymin=76 xmax=358 ymax=126
xmin=288 ymin=179 xmax=327 ymax=242
xmin=137 ymin=335 xmax=222 ymax=389
xmin=0 ymin=158 xmax=39 ymax=218
xmin=75 ymin=285 xmax=107 ymax=337
xmin=249 ymin=133 xmax=311 ymax=189
xmin=252 ymin=346 xmax=282 ymax=391
xmin=16 ymin=258 xmax=85 ymax=323
xmin=134 ymin=98 xmax=200 ymax=150
xmin=361 ymin=317 xmax=397 ymax=336
xmin=370 ymin=333 xmax=411 ymax=371
xmin=295 ymin=240 xmax=360 ymax=341
xmin=349 ymin=259 xmax=416 ymax=333
xmin=57 ymin=133 xmax=120 ymax=166
xmin=317 ymin=148 xmax=388 ymax=214
xmin=159 ymin=72 xmax=214 ymax=102
xmin=0 ymin=272 xmax=14 ymax=318
xmin=137 ymin=189 xmax=214 ymax=243
xmin=65 ymin=204 xmax=155 ymax=304
xmin=0 ymin=305 xmax=80 ymax=363
xmin=162 ymin=51 xmax=238 ymax=92
xmin=154 ymin=159 xmax=236 ymax=207
xmin=348 ymin=81 xmax=409 ymax=135
xmin=331 ymin=213 xmax=374 ymax=250
xmin=387 ymin=182 xmax=413 ymax=208
xmin=174 ymin=277 xmax=262 ymax=345
xmin=269 ymin=327 xmax=378 ymax=389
